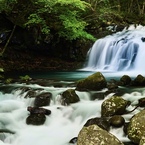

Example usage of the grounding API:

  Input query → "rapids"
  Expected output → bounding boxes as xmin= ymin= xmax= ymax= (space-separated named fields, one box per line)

xmin=0 ymin=78 xmax=144 ymax=145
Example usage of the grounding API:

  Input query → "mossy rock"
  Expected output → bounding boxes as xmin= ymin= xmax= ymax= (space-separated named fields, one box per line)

xmin=101 ymin=95 xmax=129 ymax=117
xmin=77 ymin=124 xmax=124 ymax=145
xmin=120 ymin=75 xmax=132 ymax=86
xmin=76 ymin=72 xmax=107 ymax=91
xmin=127 ymin=109 xmax=145 ymax=144
xmin=61 ymin=89 xmax=80 ymax=105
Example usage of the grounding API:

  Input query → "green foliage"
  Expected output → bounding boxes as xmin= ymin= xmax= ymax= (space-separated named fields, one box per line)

xmin=5 ymin=78 xmax=13 ymax=84
xmin=19 ymin=75 xmax=31 ymax=81
xmin=0 ymin=0 xmax=17 ymax=12
xmin=24 ymin=0 xmax=95 ymax=41
xmin=1 ymin=0 xmax=145 ymax=49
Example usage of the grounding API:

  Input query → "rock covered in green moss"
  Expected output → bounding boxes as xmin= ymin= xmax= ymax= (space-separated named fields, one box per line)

xmin=140 ymin=135 xmax=145 ymax=145
xmin=120 ymin=75 xmax=132 ymax=86
xmin=77 ymin=124 xmax=124 ymax=145
xmin=109 ymin=115 xmax=125 ymax=127
xmin=101 ymin=95 xmax=129 ymax=117
xmin=76 ymin=72 xmax=107 ymax=91
xmin=132 ymin=74 xmax=145 ymax=86
xmin=61 ymin=89 xmax=80 ymax=105
xmin=127 ymin=109 xmax=145 ymax=144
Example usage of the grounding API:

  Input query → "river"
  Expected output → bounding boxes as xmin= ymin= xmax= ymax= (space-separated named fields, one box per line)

xmin=1 ymin=24 xmax=145 ymax=145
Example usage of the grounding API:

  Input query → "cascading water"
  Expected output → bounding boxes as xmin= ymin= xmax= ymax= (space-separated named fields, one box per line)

xmin=83 ymin=25 xmax=145 ymax=72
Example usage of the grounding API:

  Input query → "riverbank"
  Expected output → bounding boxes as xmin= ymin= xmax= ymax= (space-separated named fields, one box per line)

xmin=0 ymin=47 xmax=84 ymax=73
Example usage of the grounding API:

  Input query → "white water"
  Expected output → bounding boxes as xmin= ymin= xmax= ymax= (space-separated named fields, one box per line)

xmin=83 ymin=24 xmax=145 ymax=72
xmin=0 ymin=82 xmax=144 ymax=145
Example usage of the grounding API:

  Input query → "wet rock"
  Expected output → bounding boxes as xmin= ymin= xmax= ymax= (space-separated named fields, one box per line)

xmin=84 ymin=117 xmax=110 ymax=131
xmin=19 ymin=87 xmax=32 ymax=94
xmin=123 ymin=122 xmax=129 ymax=135
xmin=109 ymin=115 xmax=125 ymax=127
xmin=61 ymin=89 xmax=80 ymax=105
xmin=24 ymin=90 xmax=37 ymax=98
xmin=77 ymin=124 xmax=124 ymax=145
xmin=138 ymin=97 xmax=145 ymax=107
xmin=123 ymin=142 xmax=136 ymax=145
xmin=127 ymin=109 xmax=145 ymax=144
xmin=119 ymin=75 xmax=132 ymax=86
xmin=76 ymin=72 xmax=107 ymax=91
xmin=107 ymin=82 xmax=118 ymax=90
xmin=101 ymin=95 xmax=129 ymax=117
xmin=141 ymin=37 xmax=145 ymax=42
xmin=69 ymin=137 xmax=77 ymax=144
xmin=132 ymin=74 xmax=145 ymax=86
xmin=27 ymin=106 xmax=51 ymax=115
xmin=26 ymin=114 xmax=46 ymax=125
xmin=34 ymin=92 xmax=52 ymax=107
xmin=26 ymin=106 xmax=51 ymax=125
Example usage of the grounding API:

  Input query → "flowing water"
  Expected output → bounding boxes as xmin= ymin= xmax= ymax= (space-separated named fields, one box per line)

xmin=0 ymin=77 xmax=142 ymax=145
xmin=83 ymin=24 xmax=145 ymax=72
xmin=1 ymin=25 xmax=145 ymax=145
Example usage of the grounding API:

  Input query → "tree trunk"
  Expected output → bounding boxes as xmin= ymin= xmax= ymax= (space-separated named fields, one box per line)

xmin=0 ymin=24 xmax=16 ymax=57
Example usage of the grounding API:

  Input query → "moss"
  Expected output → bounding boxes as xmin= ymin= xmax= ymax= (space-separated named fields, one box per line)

xmin=19 ymin=75 xmax=31 ymax=81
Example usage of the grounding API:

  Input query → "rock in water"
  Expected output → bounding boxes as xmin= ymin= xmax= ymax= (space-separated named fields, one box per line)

xmin=77 ymin=124 xmax=124 ymax=145
xmin=76 ymin=72 xmax=107 ymax=91
xmin=127 ymin=109 xmax=145 ymax=144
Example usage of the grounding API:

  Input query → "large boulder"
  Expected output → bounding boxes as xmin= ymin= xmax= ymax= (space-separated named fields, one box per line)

xmin=101 ymin=95 xmax=129 ymax=117
xmin=76 ymin=72 xmax=107 ymax=91
xmin=119 ymin=75 xmax=132 ymax=86
xmin=61 ymin=89 xmax=80 ymax=105
xmin=127 ymin=109 xmax=145 ymax=144
xmin=77 ymin=124 xmax=124 ymax=145
xmin=132 ymin=74 xmax=145 ymax=86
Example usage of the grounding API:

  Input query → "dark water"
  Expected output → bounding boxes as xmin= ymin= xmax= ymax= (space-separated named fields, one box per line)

xmin=5 ymin=70 xmax=143 ymax=82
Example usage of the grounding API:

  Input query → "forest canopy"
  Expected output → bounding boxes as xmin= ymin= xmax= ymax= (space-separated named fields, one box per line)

xmin=0 ymin=0 xmax=145 ymax=58
xmin=0 ymin=0 xmax=145 ymax=42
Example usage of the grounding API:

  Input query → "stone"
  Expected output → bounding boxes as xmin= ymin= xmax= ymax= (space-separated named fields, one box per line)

xmin=132 ymin=74 xmax=145 ymax=86
xmin=109 ymin=115 xmax=125 ymax=127
xmin=84 ymin=117 xmax=110 ymax=131
xmin=34 ymin=92 xmax=52 ymax=107
xmin=61 ymin=89 xmax=80 ymax=105
xmin=27 ymin=106 xmax=51 ymax=115
xmin=139 ymin=135 xmax=145 ymax=145
xmin=127 ymin=109 xmax=145 ymax=144
xmin=26 ymin=114 xmax=46 ymax=125
xmin=120 ymin=75 xmax=132 ymax=86
xmin=77 ymin=124 xmax=124 ymax=145
xmin=76 ymin=72 xmax=107 ymax=91
xmin=69 ymin=137 xmax=77 ymax=144
xmin=101 ymin=95 xmax=129 ymax=117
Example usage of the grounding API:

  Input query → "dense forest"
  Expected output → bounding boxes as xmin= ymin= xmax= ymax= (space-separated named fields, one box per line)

xmin=0 ymin=0 xmax=145 ymax=72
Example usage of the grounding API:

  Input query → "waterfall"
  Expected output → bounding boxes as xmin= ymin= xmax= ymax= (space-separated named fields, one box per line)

xmin=83 ymin=25 xmax=145 ymax=72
